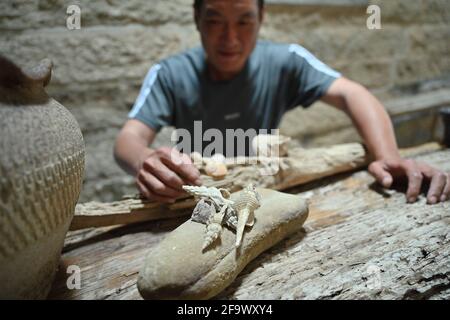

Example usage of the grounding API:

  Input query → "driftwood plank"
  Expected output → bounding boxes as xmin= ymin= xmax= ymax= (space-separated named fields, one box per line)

xmin=71 ymin=200 xmax=195 ymax=231
xmin=218 ymin=150 xmax=450 ymax=300
xmin=49 ymin=147 xmax=450 ymax=300
xmin=71 ymin=143 xmax=369 ymax=230
xmin=385 ymin=89 xmax=450 ymax=117
xmin=70 ymin=142 xmax=443 ymax=231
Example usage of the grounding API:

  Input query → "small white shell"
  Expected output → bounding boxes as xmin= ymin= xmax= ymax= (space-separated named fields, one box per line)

xmin=184 ymin=184 xmax=261 ymax=251
xmin=203 ymin=222 xmax=222 ymax=250
xmin=252 ymin=134 xmax=291 ymax=157
xmin=190 ymin=151 xmax=204 ymax=167
xmin=233 ymin=184 xmax=261 ymax=247
xmin=205 ymin=162 xmax=228 ymax=179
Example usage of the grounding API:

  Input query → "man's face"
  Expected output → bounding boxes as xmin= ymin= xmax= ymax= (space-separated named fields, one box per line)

xmin=195 ymin=0 xmax=263 ymax=80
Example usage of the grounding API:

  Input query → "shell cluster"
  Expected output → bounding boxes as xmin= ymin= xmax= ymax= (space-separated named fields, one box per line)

xmin=183 ymin=184 xmax=261 ymax=250
xmin=190 ymin=134 xmax=291 ymax=180
xmin=190 ymin=152 xmax=228 ymax=180
xmin=252 ymin=133 xmax=291 ymax=157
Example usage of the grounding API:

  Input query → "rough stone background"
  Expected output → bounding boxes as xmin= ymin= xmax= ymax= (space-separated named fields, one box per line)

xmin=1 ymin=0 xmax=449 ymax=202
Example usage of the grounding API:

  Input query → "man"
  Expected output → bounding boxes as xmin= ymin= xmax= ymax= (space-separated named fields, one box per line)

xmin=114 ymin=0 xmax=449 ymax=204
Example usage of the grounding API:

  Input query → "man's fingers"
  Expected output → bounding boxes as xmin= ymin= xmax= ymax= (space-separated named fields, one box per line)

xmin=144 ymin=159 xmax=187 ymax=191
xmin=425 ymin=171 xmax=447 ymax=204
xmin=370 ymin=158 xmax=448 ymax=204
xmin=368 ymin=161 xmax=393 ymax=188
xmin=142 ymin=171 xmax=184 ymax=199
xmin=419 ymin=163 xmax=449 ymax=204
xmin=163 ymin=150 xmax=201 ymax=185
xmin=404 ymin=161 xmax=423 ymax=203
xmin=136 ymin=180 xmax=175 ymax=204
xmin=442 ymin=174 xmax=450 ymax=202
xmin=138 ymin=170 xmax=183 ymax=200
xmin=136 ymin=147 xmax=202 ymax=205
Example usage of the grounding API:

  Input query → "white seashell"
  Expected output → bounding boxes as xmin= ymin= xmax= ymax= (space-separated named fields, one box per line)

xmin=233 ymin=184 xmax=261 ymax=247
xmin=252 ymin=134 xmax=291 ymax=157
xmin=203 ymin=222 xmax=222 ymax=250
xmin=202 ymin=204 xmax=227 ymax=250
xmin=205 ymin=162 xmax=228 ymax=179
xmin=204 ymin=153 xmax=227 ymax=179
xmin=190 ymin=151 xmax=204 ymax=167
xmin=224 ymin=206 xmax=238 ymax=230
xmin=184 ymin=184 xmax=261 ymax=250
xmin=183 ymin=185 xmax=233 ymax=210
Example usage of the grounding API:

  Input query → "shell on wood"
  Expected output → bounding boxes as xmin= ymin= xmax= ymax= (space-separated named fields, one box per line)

xmin=203 ymin=222 xmax=222 ymax=250
xmin=202 ymin=205 xmax=227 ymax=250
xmin=252 ymin=134 xmax=291 ymax=157
xmin=190 ymin=151 xmax=204 ymax=168
xmin=182 ymin=185 xmax=233 ymax=210
xmin=189 ymin=152 xmax=228 ymax=179
xmin=204 ymin=162 xmax=228 ymax=180
xmin=232 ymin=184 xmax=261 ymax=247
xmin=183 ymin=184 xmax=262 ymax=250
xmin=224 ymin=209 xmax=238 ymax=230
xmin=183 ymin=185 xmax=235 ymax=249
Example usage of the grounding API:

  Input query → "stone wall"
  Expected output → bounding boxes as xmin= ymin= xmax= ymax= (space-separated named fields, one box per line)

xmin=1 ymin=0 xmax=449 ymax=202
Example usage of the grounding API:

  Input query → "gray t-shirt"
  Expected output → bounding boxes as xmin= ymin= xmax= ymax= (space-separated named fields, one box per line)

xmin=129 ymin=41 xmax=341 ymax=152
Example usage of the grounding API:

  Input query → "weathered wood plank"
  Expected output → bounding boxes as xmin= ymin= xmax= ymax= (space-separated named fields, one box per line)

xmin=218 ymin=150 xmax=450 ymax=300
xmin=385 ymin=89 xmax=450 ymax=117
xmin=50 ymin=217 xmax=188 ymax=300
xmin=48 ymin=148 xmax=450 ymax=300
xmin=70 ymin=142 xmax=444 ymax=231
xmin=71 ymin=143 xmax=369 ymax=230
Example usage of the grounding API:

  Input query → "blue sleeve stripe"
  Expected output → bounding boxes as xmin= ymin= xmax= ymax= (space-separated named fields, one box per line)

xmin=288 ymin=44 xmax=341 ymax=78
xmin=128 ymin=64 xmax=162 ymax=118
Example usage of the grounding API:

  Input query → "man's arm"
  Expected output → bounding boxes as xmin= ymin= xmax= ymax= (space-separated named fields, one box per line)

xmin=114 ymin=120 xmax=201 ymax=203
xmin=114 ymin=120 xmax=156 ymax=176
xmin=321 ymin=77 xmax=449 ymax=204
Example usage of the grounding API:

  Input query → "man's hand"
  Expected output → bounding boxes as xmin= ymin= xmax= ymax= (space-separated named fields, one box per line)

xmin=136 ymin=147 xmax=202 ymax=204
xmin=322 ymin=78 xmax=449 ymax=205
xmin=114 ymin=120 xmax=201 ymax=204
xmin=368 ymin=158 xmax=450 ymax=204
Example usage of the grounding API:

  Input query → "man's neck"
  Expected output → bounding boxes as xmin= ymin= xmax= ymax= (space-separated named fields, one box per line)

xmin=207 ymin=62 xmax=241 ymax=82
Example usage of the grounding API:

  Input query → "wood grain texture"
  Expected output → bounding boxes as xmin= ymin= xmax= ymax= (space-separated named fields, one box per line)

xmin=219 ymin=150 xmax=450 ymax=300
xmin=70 ymin=142 xmax=443 ymax=231
xmin=49 ymin=148 xmax=450 ymax=300
xmin=71 ymin=143 xmax=368 ymax=230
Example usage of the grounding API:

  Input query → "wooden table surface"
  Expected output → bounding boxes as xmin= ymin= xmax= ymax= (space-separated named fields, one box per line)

xmin=49 ymin=148 xmax=450 ymax=300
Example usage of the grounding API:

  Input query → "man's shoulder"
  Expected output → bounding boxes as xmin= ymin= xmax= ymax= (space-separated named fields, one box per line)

xmin=252 ymin=41 xmax=298 ymax=70
xmin=253 ymin=41 xmax=339 ymax=76
xmin=254 ymin=41 xmax=293 ymax=57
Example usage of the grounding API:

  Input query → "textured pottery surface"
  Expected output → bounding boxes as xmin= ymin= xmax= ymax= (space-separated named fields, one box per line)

xmin=0 ymin=56 xmax=85 ymax=299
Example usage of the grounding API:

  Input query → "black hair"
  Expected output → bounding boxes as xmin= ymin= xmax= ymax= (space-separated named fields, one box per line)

xmin=194 ymin=0 xmax=264 ymax=12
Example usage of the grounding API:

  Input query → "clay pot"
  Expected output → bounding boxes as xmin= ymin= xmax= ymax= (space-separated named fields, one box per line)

xmin=0 ymin=56 xmax=85 ymax=299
